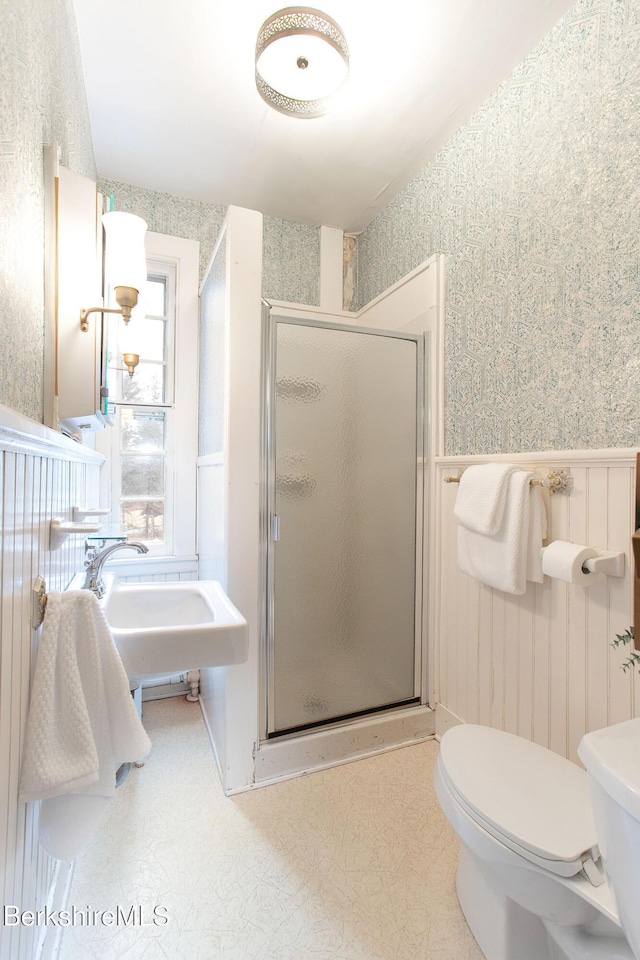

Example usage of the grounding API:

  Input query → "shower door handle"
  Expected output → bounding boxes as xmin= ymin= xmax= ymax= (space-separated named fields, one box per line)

xmin=272 ymin=515 xmax=280 ymax=542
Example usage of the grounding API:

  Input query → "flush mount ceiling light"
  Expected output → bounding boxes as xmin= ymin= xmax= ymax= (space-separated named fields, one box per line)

xmin=255 ymin=6 xmax=349 ymax=118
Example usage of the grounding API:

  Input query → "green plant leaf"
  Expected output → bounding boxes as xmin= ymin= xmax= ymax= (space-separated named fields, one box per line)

xmin=611 ymin=626 xmax=640 ymax=672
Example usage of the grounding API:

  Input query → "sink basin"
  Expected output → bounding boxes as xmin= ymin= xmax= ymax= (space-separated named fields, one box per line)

xmin=70 ymin=573 xmax=248 ymax=679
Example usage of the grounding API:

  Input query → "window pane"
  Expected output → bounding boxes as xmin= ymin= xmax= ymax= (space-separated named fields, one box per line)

xmin=121 ymin=362 xmax=165 ymax=404
xmin=121 ymin=455 xmax=164 ymax=497
xmin=121 ymin=501 xmax=165 ymax=541
xmin=121 ymin=409 xmax=165 ymax=453
xmin=133 ymin=317 xmax=166 ymax=362
xmin=142 ymin=277 xmax=166 ymax=317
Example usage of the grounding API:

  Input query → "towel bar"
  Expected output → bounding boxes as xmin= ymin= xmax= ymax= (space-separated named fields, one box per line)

xmin=444 ymin=467 xmax=572 ymax=495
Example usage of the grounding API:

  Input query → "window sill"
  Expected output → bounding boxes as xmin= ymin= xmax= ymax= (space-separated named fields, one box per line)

xmin=103 ymin=555 xmax=199 ymax=578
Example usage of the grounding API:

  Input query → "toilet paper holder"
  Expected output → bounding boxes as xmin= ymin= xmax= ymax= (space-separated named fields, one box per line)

xmin=581 ymin=551 xmax=625 ymax=578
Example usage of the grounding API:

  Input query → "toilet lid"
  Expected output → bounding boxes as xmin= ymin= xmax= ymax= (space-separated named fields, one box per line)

xmin=439 ymin=725 xmax=599 ymax=870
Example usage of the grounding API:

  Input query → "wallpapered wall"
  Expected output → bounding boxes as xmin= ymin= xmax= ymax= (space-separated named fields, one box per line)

xmin=100 ymin=179 xmax=320 ymax=305
xmin=263 ymin=217 xmax=320 ymax=306
xmin=6 ymin=0 xmax=638 ymax=447
xmin=357 ymin=0 xmax=640 ymax=456
xmin=0 ymin=0 xmax=96 ymax=421
xmin=98 ymin=178 xmax=225 ymax=285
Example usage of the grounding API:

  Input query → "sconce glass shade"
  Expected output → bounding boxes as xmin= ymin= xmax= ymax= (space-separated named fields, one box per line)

xmin=102 ymin=212 xmax=148 ymax=293
xmin=255 ymin=7 xmax=349 ymax=118
xmin=80 ymin=211 xmax=149 ymax=333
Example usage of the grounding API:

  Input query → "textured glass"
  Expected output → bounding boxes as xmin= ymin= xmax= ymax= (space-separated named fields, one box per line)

xmin=121 ymin=501 xmax=164 ymax=541
xmin=121 ymin=362 xmax=165 ymax=404
xmin=121 ymin=455 xmax=164 ymax=497
xmin=271 ymin=322 xmax=418 ymax=733
xmin=121 ymin=408 xmax=165 ymax=452
xmin=198 ymin=237 xmax=226 ymax=457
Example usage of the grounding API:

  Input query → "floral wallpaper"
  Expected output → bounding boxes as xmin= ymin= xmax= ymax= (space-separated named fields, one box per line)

xmin=262 ymin=218 xmax=320 ymax=306
xmin=5 ymin=0 xmax=637 ymax=454
xmin=99 ymin=178 xmax=226 ymax=285
xmin=343 ymin=235 xmax=358 ymax=311
xmin=0 ymin=0 xmax=96 ymax=421
xmin=101 ymin=179 xmax=321 ymax=305
xmin=357 ymin=0 xmax=640 ymax=455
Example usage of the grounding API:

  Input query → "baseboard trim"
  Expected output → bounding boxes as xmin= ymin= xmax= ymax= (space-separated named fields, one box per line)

xmin=435 ymin=703 xmax=465 ymax=741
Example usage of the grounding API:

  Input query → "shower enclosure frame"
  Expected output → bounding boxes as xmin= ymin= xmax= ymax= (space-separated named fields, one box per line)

xmin=260 ymin=302 xmax=428 ymax=742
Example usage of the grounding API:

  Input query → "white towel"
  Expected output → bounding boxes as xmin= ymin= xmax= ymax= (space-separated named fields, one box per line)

xmin=453 ymin=463 xmax=518 ymax=535
xmin=19 ymin=590 xmax=151 ymax=861
xmin=457 ymin=470 xmax=535 ymax=595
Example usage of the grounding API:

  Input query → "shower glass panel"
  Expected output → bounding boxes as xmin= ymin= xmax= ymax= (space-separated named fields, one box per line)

xmin=267 ymin=316 xmax=422 ymax=736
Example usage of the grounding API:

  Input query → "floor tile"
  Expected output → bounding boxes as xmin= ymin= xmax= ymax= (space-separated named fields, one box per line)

xmin=58 ymin=698 xmax=482 ymax=960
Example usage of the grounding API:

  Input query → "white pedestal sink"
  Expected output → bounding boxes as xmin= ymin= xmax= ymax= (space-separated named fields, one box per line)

xmin=69 ymin=573 xmax=248 ymax=679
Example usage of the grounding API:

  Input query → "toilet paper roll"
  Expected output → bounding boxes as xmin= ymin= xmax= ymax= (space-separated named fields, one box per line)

xmin=541 ymin=540 xmax=599 ymax=585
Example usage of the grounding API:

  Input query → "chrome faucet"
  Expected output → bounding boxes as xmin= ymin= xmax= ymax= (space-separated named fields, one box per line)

xmin=83 ymin=541 xmax=149 ymax=598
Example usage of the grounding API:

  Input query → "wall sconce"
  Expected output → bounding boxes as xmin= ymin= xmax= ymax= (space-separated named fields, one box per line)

xmin=79 ymin=211 xmax=148 ymax=333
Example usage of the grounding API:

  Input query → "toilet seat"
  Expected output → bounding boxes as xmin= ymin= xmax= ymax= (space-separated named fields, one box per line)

xmin=439 ymin=724 xmax=600 ymax=879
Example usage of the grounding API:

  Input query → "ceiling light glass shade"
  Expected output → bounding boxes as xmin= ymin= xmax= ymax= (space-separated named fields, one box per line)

xmin=102 ymin=211 xmax=148 ymax=293
xmin=255 ymin=7 xmax=349 ymax=118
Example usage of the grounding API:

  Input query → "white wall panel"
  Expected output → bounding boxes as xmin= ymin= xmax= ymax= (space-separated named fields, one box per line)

xmin=0 ymin=410 xmax=102 ymax=960
xmin=435 ymin=450 xmax=639 ymax=761
xmin=198 ymin=206 xmax=263 ymax=794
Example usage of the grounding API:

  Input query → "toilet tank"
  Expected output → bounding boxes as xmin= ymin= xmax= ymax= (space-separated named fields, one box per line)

xmin=578 ymin=718 xmax=640 ymax=960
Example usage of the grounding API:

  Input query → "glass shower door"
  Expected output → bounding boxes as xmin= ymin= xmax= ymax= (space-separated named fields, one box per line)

xmin=266 ymin=316 xmax=423 ymax=736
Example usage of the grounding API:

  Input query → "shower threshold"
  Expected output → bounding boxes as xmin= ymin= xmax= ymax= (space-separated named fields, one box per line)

xmin=267 ymin=696 xmax=421 ymax=740
xmin=255 ymin=700 xmax=434 ymax=785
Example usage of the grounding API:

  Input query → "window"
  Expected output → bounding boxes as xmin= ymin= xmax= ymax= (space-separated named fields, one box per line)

xmin=119 ymin=269 xmax=174 ymax=406
xmin=109 ymin=265 xmax=174 ymax=550
xmin=119 ymin=407 xmax=167 ymax=542
xmin=98 ymin=234 xmax=199 ymax=561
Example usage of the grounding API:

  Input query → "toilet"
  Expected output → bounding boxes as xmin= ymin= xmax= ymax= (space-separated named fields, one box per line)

xmin=579 ymin=718 xmax=640 ymax=960
xmin=434 ymin=721 xmax=640 ymax=960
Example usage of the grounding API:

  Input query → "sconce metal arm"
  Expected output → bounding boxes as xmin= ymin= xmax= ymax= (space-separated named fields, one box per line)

xmin=80 ymin=284 xmax=139 ymax=332
xmin=80 ymin=305 xmax=127 ymax=332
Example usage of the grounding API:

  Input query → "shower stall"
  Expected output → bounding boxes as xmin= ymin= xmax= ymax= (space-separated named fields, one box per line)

xmin=197 ymin=207 xmax=439 ymax=792
xmin=263 ymin=306 xmax=426 ymax=738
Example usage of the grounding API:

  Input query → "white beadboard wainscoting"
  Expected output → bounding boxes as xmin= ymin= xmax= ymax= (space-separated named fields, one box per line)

xmin=0 ymin=407 xmax=102 ymax=960
xmin=434 ymin=449 xmax=640 ymax=761
xmin=105 ymin=556 xmax=198 ymax=583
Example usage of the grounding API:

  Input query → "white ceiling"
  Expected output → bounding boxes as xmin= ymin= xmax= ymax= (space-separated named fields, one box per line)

xmin=72 ymin=0 xmax=574 ymax=234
